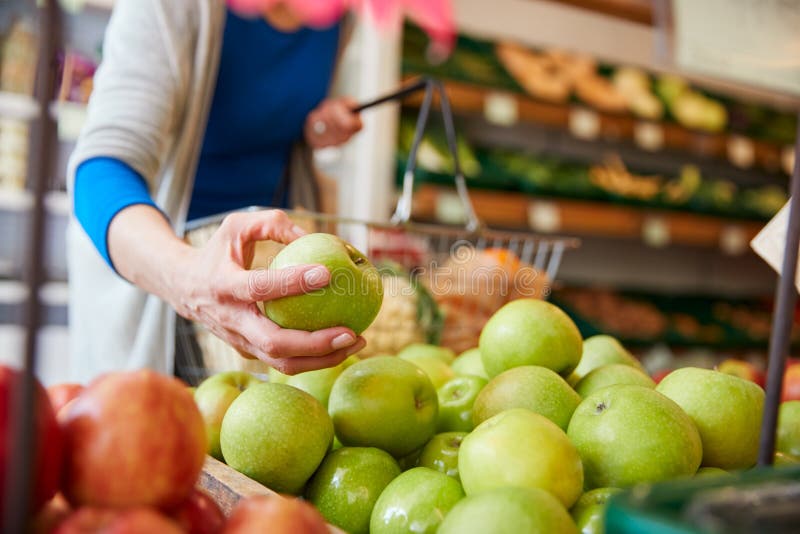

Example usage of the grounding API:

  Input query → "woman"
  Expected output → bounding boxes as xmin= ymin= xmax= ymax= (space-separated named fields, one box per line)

xmin=68 ymin=0 xmax=366 ymax=383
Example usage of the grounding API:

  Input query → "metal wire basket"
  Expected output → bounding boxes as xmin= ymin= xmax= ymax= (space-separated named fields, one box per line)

xmin=175 ymin=79 xmax=580 ymax=384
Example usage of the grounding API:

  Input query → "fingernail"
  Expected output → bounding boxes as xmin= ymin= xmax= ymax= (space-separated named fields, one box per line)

xmin=291 ymin=224 xmax=306 ymax=237
xmin=304 ymin=266 xmax=328 ymax=288
xmin=331 ymin=333 xmax=355 ymax=350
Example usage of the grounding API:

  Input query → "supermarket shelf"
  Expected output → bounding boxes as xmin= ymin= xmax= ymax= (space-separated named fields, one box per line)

xmin=0 ymin=91 xmax=39 ymax=121
xmin=83 ymin=0 xmax=114 ymax=10
xmin=0 ymin=189 xmax=69 ymax=216
xmin=542 ymin=0 xmax=653 ymax=25
xmin=411 ymin=184 xmax=765 ymax=252
xmin=402 ymin=77 xmax=795 ymax=177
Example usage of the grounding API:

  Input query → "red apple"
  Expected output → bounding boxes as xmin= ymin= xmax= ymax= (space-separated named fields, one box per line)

xmin=47 ymin=383 xmax=85 ymax=416
xmin=0 ymin=365 xmax=63 ymax=518
xmin=169 ymin=488 xmax=225 ymax=534
xmin=29 ymin=494 xmax=71 ymax=534
xmin=54 ymin=506 xmax=183 ymax=534
xmin=223 ymin=495 xmax=328 ymax=534
xmin=651 ymin=369 xmax=672 ymax=384
xmin=61 ymin=369 xmax=207 ymax=509
xmin=717 ymin=359 xmax=765 ymax=388
xmin=782 ymin=363 xmax=800 ymax=402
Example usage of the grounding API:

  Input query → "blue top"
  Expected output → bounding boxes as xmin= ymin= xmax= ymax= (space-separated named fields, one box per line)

xmin=74 ymin=10 xmax=340 ymax=267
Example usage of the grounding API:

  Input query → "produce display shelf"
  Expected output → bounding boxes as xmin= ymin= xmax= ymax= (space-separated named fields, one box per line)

xmin=410 ymin=183 xmax=765 ymax=251
xmin=0 ymin=91 xmax=39 ymax=121
xmin=401 ymin=76 xmax=795 ymax=178
xmin=550 ymin=286 xmax=800 ymax=351
xmin=199 ymin=455 xmax=345 ymax=533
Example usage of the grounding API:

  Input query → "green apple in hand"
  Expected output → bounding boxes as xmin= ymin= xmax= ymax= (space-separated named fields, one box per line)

xmin=459 ymin=408 xmax=583 ymax=508
xmin=451 ymin=348 xmax=488 ymax=379
xmin=194 ymin=371 xmax=263 ymax=460
xmin=400 ymin=353 xmax=455 ymax=389
xmin=418 ymin=431 xmax=466 ymax=480
xmin=437 ymin=376 xmax=487 ymax=432
xmin=220 ymin=383 xmax=332 ymax=494
xmin=284 ymin=355 xmax=359 ymax=408
xmin=574 ymin=364 xmax=655 ymax=398
xmin=397 ymin=343 xmax=455 ymax=364
xmin=777 ymin=400 xmax=800 ymax=458
xmin=479 ymin=299 xmax=582 ymax=378
xmin=570 ymin=487 xmax=621 ymax=534
xmin=438 ymin=487 xmax=578 ymax=534
xmin=568 ymin=335 xmax=642 ymax=386
xmin=328 ymin=356 xmax=438 ymax=458
xmin=305 ymin=447 xmax=401 ymax=534
xmin=370 ymin=467 xmax=465 ymax=534
xmin=657 ymin=367 xmax=764 ymax=469
xmin=263 ymin=233 xmax=383 ymax=335
xmin=472 ymin=365 xmax=581 ymax=431
xmin=567 ymin=385 xmax=702 ymax=489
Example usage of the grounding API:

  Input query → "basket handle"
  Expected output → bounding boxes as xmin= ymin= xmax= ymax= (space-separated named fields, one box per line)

xmin=368 ymin=77 xmax=481 ymax=232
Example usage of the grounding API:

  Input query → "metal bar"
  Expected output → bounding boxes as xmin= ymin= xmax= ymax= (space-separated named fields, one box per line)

xmin=4 ymin=1 xmax=59 ymax=531
xmin=758 ymin=113 xmax=800 ymax=467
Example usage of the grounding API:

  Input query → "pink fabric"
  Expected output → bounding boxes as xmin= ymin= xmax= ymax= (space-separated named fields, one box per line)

xmin=226 ymin=0 xmax=454 ymax=53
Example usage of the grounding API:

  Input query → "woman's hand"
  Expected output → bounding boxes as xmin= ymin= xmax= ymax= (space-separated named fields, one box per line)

xmin=109 ymin=207 xmax=365 ymax=374
xmin=304 ymin=96 xmax=363 ymax=149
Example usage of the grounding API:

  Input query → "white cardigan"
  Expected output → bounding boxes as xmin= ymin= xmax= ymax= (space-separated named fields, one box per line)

xmin=67 ymin=0 xmax=226 ymax=382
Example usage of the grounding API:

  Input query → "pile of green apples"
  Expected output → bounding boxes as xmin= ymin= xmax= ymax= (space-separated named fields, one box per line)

xmin=194 ymin=298 xmax=799 ymax=534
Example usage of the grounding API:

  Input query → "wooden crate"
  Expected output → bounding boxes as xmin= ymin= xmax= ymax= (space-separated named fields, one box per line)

xmin=197 ymin=456 xmax=344 ymax=533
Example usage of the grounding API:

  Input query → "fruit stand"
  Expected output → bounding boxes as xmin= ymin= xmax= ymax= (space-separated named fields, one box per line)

xmin=5 ymin=1 xmax=800 ymax=533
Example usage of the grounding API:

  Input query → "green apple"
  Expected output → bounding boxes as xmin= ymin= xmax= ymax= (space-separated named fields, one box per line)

xmin=570 ymin=487 xmax=621 ymax=534
xmin=328 ymin=356 xmax=438 ymax=457
xmin=567 ymin=385 xmax=702 ymax=489
xmin=479 ymin=299 xmax=582 ymax=378
xmin=194 ymin=371 xmax=263 ymax=460
xmin=220 ymin=382 xmax=332 ymax=494
xmin=568 ymin=335 xmax=642 ymax=386
xmin=400 ymin=353 xmax=455 ymax=389
xmin=777 ymin=401 xmax=800 ymax=458
xmin=305 ymin=447 xmax=401 ymax=534
xmin=574 ymin=364 xmax=655 ymax=398
xmin=695 ymin=467 xmax=733 ymax=478
xmin=397 ymin=343 xmax=456 ymax=364
xmin=268 ymin=367 xmax=289 ymax=384
xmin=437 ymin=376 xmax=487 ymax=432
xmin=396 ymin=447 xmax=423 ymax=471
xmin=459 ymin=408 xmax=583 ymax=508
xmin=370 ymin=467 xmax=465 ymax=534
xmin=284 ymin=355 xmax=359 ymax=409
xmin=418 ymin=431 xmax=466 ymax=480
xmin=656 ymin=367 xmax=764 ymax=470
xmin=438 ymin=486 xmax=578 ymax=534
xmin=472 ymin=366 xmax=581 ymax=431
xmin=263 ymin=233 xmax=384 ymax=335
xmin=451 ymin=348 xmax=488 ymax=379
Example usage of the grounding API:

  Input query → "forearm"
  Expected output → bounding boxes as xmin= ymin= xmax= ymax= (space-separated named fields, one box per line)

xmin=107 ymin=204 xmax=196 ymax=312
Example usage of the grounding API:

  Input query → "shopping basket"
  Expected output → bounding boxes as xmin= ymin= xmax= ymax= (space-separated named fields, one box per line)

xmin=176 ymin=78 xmax=580 ymax=384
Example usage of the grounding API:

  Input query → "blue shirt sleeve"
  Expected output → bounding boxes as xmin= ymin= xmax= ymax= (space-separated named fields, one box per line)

xmin=73 ymin=157 xmax=160 ymax=269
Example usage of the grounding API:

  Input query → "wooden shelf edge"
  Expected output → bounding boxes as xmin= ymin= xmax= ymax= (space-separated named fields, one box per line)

xmin=198 ymin=456 xmax=345 ymax=533
xmin=401 ymin=77 xmax=794 ymax=177
xmin=412 ymin=184 xmax=766 ymax=251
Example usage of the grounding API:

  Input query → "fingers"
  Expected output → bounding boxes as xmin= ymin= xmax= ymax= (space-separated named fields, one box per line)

xmin=265 ymin=338 xmax=367 ymax=375
xmin=306 ymin=97 xmax=363 ymax=148
xmin=236 ymin=307 xmax=362 ymax=358
xmin=225 ymin=264 xmax=330 ymax=303
xmin=219 ymin=210 xmax=305 ymax=246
